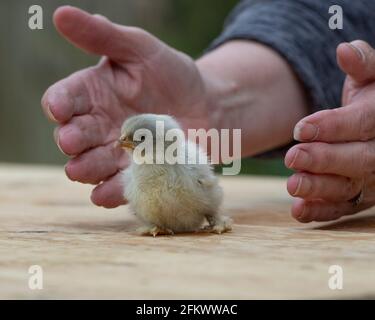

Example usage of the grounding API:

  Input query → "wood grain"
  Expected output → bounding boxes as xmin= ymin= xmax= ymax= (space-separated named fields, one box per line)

xmin=1 ymin=163 xmax=375 ymax=299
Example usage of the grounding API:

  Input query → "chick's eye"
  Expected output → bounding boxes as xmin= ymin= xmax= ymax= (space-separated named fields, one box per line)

xmin=140 ymin=135 xmax=146 ymax=141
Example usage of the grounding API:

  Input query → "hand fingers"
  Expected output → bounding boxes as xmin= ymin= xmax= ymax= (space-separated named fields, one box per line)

xmin=337 ymin=40 xmax=375 ymax=85
xmin=293 ymin=41 xmax=375 ymax=144
xmin=55 ymin=114 xmax=120 ymax=156
xmin=293 ymin=103 xmax=375 ymax=143
xmin=285 ymin=141 xmax=375 ymax=178
xmin=291 ymin=198 xmax=365 ymax=223
xmin=41 ymin=68 xmax=96 ymax=123
xmin=91 ymin=172 xmax=127 ymax=208
xmin=65 ymin=143 xmax=128 ymax=184
xmin=287 ymin=172 xmax=362 ymax=202
xmin=53 ymin=6 xmax=159 ymax=62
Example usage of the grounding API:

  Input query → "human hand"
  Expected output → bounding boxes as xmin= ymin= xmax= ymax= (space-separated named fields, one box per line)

xmin=41 ymin=6 xmax=208 ymax=208
xmin=285 ymin=40 xmax=375 ymax=222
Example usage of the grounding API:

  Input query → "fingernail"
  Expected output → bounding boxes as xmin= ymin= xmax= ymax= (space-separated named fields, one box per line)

xmin=56 ymin=141 xmax=68 ymax=156
xmin=54 ymin=127 xmax=69 ymax=156
xmin=294 ymin=121 xmax=319 ymax=141
xmin=46 ymin=103 xmax=58 ymax=122
xmin=53 ymin=127 xmax=59 ymax=144
xmin=292 ymin=198 xmax=307 ymax=221
xmin=286 ymin=149 xmax=311 ymax=169
xmin=64 ymin=163 xmax=76 ymax=181
xmin=291 ymin=175 xmax=312 ymax=197
xmin=297 ymin=203 xmax=306 ymax=221
xmin=347 ymin=42 xmax=365 ymax=62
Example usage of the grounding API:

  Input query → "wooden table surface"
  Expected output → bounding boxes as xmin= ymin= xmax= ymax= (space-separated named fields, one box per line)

xmin=1 ymin=163 xmax=375 ymax=299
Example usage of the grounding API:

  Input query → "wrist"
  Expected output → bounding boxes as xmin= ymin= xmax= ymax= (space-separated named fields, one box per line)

xmin=195 ymin=40 xmax=309 ymax=157
xmin=195 ymin=58 xmax=240 ymax=130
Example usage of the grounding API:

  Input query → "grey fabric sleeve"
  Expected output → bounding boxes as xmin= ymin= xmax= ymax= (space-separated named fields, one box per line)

xmin=207 ymin=0 xmax=375 ymax=156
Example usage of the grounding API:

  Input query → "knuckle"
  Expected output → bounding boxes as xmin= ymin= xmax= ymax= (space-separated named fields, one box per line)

xmin=357 ymin=142 xmax=372 ymax=176
xmin=126 ymin=26 xmax=152 ymax=42
xmin=298 ymin=174 xmax=314 ymax=197
xmin=324 ymin=109 xmax=343 ymax=133
xmin=366 ymin=141 xmax=375 ymax=171
xmin=358 ymin=104 xmax=375 ymax=141
xmin=300 ymin=202 xmax=315 ymax=223
xmin=309 ymin=143 xmax=331 ymax=172
xmin=296 ymin=142 xmax=329 ymax=172
xmin=93 ymin=14 xmax=109 ymax=22
xmin=305 ymin=176 xmax=315 ymax=197
xmin=309 ymin=176 xmax=329 ymax=199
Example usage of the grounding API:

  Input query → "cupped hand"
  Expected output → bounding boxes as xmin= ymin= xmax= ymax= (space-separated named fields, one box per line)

xmin=285 ymin=40 xmax=375 ymax=222
xmin=42 ymin=6 xmax=207 ymax=208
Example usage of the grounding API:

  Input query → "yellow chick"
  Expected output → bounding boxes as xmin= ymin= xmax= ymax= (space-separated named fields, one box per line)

xmin=118 ymin=114 xmax=232 ymax=236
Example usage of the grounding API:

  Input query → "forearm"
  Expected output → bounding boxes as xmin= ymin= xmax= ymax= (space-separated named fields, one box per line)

xmin=196 ymin=40 xmax=309 ymax=157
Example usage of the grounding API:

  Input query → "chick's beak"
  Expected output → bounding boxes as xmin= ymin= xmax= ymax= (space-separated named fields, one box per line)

xmin=117 ymin=135 xmax=135 ymax=150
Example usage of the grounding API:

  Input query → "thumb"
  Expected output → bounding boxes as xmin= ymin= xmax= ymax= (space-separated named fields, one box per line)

xmin=53 ymin=6 xmax=160 ymax=62
xmin=337 ymin=40 xmax=375 ymax=84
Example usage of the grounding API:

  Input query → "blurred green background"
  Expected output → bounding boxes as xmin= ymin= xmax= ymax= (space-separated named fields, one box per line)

xmin=0 ymin=0 xmax=291 ymax=176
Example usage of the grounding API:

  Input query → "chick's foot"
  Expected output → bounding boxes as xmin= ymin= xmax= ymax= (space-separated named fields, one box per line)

xmin=137 ymin=225 xmax=174 ymax=237
xmin=204 ymin=216 xmax=233 ymax=234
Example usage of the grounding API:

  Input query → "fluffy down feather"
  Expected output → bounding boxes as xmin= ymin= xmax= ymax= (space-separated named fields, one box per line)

xmin=120 ymin=114 xmax=232 ymax=236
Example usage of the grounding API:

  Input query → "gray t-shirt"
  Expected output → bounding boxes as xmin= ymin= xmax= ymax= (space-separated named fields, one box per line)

xmin=209 ymin=0 xmax=375 ymax=155
xmin=211 ymin=0 xmax=375 ymax=109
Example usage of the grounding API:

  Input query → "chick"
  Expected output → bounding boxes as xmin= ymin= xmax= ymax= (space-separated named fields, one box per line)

xmin=118 ymin=114 xmax=232 ymax=236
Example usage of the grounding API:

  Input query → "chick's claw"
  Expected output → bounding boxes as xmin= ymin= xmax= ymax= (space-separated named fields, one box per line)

xmin=204 ymin=216 xmax=233 ymax=234
xmin=137 ymin=226 xmax=174 ymax=237
xmin=211 ymin=222 xmax=232 ymax=234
